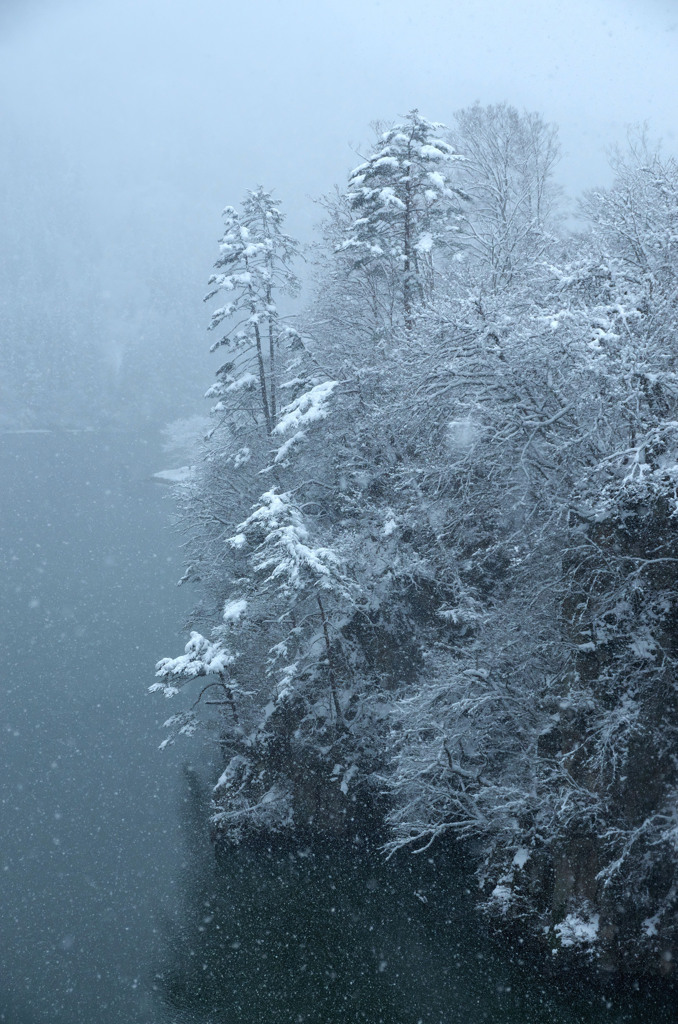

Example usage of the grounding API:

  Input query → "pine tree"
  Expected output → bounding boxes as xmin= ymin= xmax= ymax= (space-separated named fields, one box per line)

xmin=206 ymin=187 xmax=300 ymax=433
xmin=340 ymin=110 xmax=466 ymax=328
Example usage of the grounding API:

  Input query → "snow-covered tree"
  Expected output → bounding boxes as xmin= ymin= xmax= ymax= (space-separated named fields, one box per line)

xmin=156 ymin=120 xmax=678 ymax=968
xmin=340 ymin=110 xmax=466 ymax=329
xmin=379 ymin=141 xmax=678 ymax=962
xmin=448 ymin=103 xmax=562 ymax=291
xmin=551 ymin=145 xmax=678 ymax=957
xmin=206 ymin=187 xmax=300 ymax=433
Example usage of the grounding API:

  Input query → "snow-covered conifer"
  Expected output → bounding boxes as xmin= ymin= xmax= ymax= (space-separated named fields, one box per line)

xmin=341 ymin=110 xmax=466 ymax=327
xmin=206 ymin=187 xmax=300 ymax=432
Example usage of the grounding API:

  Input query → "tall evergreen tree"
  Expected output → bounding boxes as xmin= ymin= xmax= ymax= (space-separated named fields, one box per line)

xmin=340 ymin=110 xmax=466 ymax=328
xmin=206 ymin=187 xmax=300 ymax=434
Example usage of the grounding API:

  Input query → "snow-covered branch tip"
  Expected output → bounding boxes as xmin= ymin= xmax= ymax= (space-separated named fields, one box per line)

xmin=152 ymin=631 xmax=237 ymax=696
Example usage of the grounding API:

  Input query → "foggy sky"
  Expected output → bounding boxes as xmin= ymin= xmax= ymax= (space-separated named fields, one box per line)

xmin=0 ymin=0 xmax=676 ymax=425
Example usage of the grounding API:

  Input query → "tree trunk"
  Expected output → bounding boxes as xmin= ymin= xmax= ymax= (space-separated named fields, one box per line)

xmin=317 ymin=595 xmax=345 ymax=726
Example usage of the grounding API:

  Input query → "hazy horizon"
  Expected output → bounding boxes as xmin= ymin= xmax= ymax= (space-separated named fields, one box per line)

xmin=1 ymin=0 xmax=675 ymax=427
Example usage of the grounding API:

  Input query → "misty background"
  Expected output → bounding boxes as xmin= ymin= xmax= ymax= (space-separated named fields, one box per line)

xmin=1 ymin=0 xmax=676 ymax=430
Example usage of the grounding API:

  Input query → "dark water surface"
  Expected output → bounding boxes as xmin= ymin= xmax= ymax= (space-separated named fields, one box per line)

xmin=0 ymin=431 xmax=191 ymax=1022
xmin=160 ymin=824 xmax=677 ymax=1024
xmin=1 ymin=432 xmax=676 ymax=1024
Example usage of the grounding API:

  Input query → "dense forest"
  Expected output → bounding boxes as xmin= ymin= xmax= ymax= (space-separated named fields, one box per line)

xmin=153 ymin=106 xmax=678 ymax=974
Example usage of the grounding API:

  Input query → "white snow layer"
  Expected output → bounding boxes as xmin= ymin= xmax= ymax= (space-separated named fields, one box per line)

xmin=554 ymin=912 xmax=600 ymax=946
xmin=512 ymin=848 xmax=531 ymax=869
xmin=223 ymin=598 xmax=247 ymax=623
xmin=273 ymin=381 xmax=338 ymax=434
